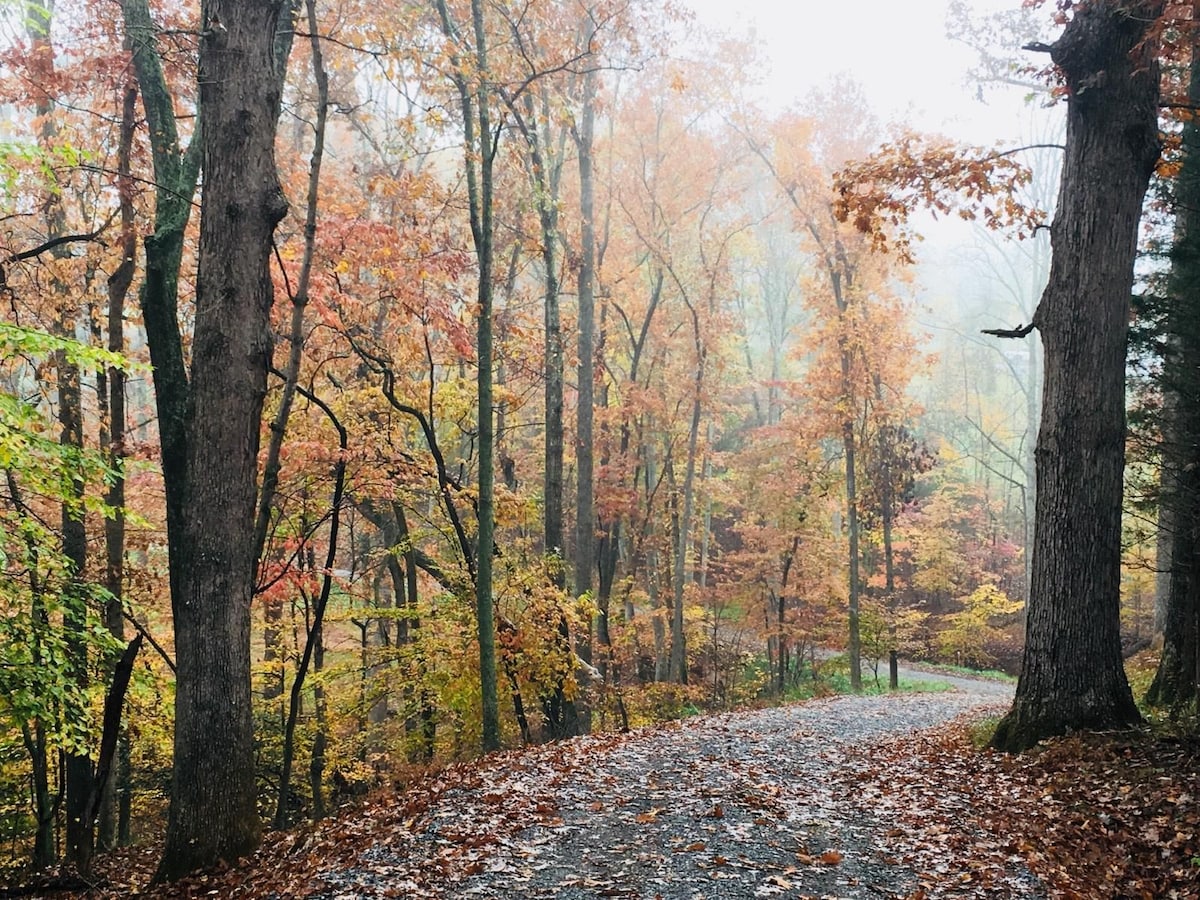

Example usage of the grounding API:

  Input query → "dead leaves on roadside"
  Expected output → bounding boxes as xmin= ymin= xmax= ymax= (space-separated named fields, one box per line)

xmin=19 ymin=699 xmax=1200 ymax=900
xmin=837 ymin=719 xmax=1200 ymax=898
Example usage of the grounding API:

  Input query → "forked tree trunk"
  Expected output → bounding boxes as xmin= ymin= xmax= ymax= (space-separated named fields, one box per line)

xmin=992 ymin=0 xmax=1160 ymax=752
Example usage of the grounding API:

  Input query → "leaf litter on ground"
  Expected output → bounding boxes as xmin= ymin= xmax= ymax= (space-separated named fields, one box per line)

xmin=11 ymin=679 xmax=1198 ymax=899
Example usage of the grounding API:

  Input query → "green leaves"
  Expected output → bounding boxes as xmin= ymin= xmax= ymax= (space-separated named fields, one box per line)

xmin=0 ymin=323 xmax=133 ymax=509
xmin=0 ymin=140 xmax=95 ymax=200
xmin=0 ymin=321 xmax=129 ymax=754
xmin=0 ymin=322 xmax=127 ymax=372
xmin=0 ymin=589 xmax=120 ymax=756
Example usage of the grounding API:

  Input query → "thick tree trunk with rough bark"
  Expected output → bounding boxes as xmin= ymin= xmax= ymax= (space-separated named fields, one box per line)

xmin=991 ymin=0 xmax=1160 ymax=752
xmin=155 ymin=0 xmax=290 ymax=879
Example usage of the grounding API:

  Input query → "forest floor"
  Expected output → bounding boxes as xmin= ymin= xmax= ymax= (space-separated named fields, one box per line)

xmin=15 ymin=670 xmax=1200 ymax=899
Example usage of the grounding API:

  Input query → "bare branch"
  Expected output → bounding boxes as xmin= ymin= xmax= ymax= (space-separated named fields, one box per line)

xmin=982 ymin=323 xmax=1037 ymax=339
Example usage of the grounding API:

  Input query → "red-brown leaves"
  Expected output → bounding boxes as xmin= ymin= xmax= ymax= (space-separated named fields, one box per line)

xmin=837 ymin=719 xmax=1200 ymax=898
xmin=832 ymin=133 xmax=1043 ymax=262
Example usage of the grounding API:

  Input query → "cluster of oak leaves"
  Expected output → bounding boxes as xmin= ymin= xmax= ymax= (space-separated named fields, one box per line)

xmin=24 ymin=696 xmax=1195 ymax=900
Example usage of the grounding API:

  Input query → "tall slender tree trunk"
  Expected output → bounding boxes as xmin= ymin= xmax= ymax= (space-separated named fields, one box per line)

xmin=1148 ymin=24 xmax=1200 ymax=710
xmin=433 ymin=0 xmax=502 ymax=752
xmin=671 ymin=395 xmax=702 ymax=686
xmin=60 ymin=347 xmax=92 ymax=876
xmin=26 ymin=0 xmax=95 ymax=872
xmin=530 ymin=115 xmax=564 ymax=570
xmin=574 ymin=65 xmax=598 ymax=639
xmin=644 ymin=441 xmax=668 ymax=682
xmin=96 ymin=76 xmax=138 ymax=852
xmin=308 ymin=619 xmax=328 ymax=820
xmin=882 ymin=489 xmax=898 ymax=690
xmin=874 ymin=404 xmax=899 ymax=691
xmin=842 ymin=410 xmax=862 ymax=692
xmin=471 ymin=0 xmax=501 ymax=753
xmin=516 ymin=90 xmax=578 ymax=740
xmin=825 ymin=246 xmax=861 ymax=692
xmin=258 ymin=0 xmax=329 ymax=710
xmin=992 ymin=0 xmax=1160 ymax=751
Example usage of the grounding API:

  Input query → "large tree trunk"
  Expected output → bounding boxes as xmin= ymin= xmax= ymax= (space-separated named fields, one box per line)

xmin=991 ymin=0 xmax=1160 ymax=752
xmin=155 ymin=0 xmax=291 ymax=879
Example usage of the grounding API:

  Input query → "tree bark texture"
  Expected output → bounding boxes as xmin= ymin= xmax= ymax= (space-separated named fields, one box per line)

xmin=992 ymin=0 xmax=1160 ymax=751
xmin=156 ymin=0 xmax=290 ymax=879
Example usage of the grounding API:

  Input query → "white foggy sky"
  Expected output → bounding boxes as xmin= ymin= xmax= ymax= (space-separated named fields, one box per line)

xmin=681 ymin=0 xmax=1063 ymax=356
xmin=682 ymin=0 xmax=1033 ymax=144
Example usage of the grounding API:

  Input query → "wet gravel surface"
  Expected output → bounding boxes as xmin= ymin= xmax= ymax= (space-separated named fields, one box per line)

xmin=313 ymin=679 xmax=1043 ymax=899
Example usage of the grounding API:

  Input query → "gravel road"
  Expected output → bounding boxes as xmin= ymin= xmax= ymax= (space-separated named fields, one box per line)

xmin=308 ymin=673 xmax=1044 ymax=900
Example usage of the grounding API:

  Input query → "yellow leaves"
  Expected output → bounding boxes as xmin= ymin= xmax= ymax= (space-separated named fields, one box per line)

xmin=961 ymin=582 xmax=1024 ymax=619
xmin=424 ymin=107 xmax=446 ymax=130
xmin=937 ymin=581 xmax=1024 ymax=668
